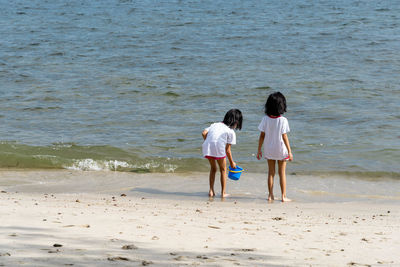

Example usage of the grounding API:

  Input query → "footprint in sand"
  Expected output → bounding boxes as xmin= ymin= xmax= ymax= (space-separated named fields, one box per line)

xmin=234 ymin=248 xmax=256 ymax=252
xmin=107 ymin=256 xmax=130 ymax=261
xmin=0 ymin=253 xmax=11 ymax=257
xmin=196 ymin=255 xmax=209 ymax=259
xmin=173 ymin=256 xmax=187 ymax=261
xmin=122 ymin=244 xmax=138 ymax=250
xmin=63 ymin=224 xmax=90 ymax=228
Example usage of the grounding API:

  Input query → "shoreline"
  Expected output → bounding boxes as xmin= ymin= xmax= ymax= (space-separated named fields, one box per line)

xmin=1 ymin=170 xmax=399 ymax=266
xmin=1 ymin=169 xmax=399 ymax=204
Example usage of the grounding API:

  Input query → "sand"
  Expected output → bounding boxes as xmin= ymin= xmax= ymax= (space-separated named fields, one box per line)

xmin=0 ymin=170 xmax=399 ymax=266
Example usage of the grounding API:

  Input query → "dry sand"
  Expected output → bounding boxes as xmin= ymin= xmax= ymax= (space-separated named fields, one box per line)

xmin=0 ymin=170 xmax=399 ymax=266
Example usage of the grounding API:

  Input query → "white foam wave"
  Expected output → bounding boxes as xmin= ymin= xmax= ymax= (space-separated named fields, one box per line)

xmin=63 ymin=159 xmax=177 ymax=172
xmin=64 ymin=159 xmax=130 ymax=171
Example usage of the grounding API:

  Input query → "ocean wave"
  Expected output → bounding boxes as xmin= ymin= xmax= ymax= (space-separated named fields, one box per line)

xmin=65 ymin=159 xmax=131 ymax=171
xmin=0 ymin=142 xmax=180 ymax=173
xmin=64 ymin=159 xmax=178 ymax=172
xmin=0 ymin=142 xmax=399 ymax=180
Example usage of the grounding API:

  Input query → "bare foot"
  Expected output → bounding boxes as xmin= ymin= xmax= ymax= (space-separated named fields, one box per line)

xmin=209 ymin=190 xmax=215 ymax=197
xmin=222 ymin=193 xmax=230 ymax=198
xmin=268 ymin=195 xmax=274 ymax=202
xmin=282 ymin=197 xmax=292 ymax=202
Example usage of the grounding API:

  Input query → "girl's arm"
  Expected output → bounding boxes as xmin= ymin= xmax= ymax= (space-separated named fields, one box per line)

xmin=282 ymin=133 xmax=293 ymax=161
xmin=226 ymin=144 xmax=236 ymax=169
xmin=202 ymin=129 xmax=208 ymax=140
xmin=257 ymin=132 xmax=265 ymax=160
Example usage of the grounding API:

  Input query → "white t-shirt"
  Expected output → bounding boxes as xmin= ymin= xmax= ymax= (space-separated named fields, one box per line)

xmin=202 ymin=122 xmax=236 ymax=158
xmin=258 ymin=115 xmax=290 ymax=160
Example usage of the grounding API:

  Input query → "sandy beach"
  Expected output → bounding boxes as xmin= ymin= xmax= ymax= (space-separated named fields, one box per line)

xmin=1 ymin=170 xmax=399 ymax=266
xmin=2 ymin=1 xmax=400 ymax=266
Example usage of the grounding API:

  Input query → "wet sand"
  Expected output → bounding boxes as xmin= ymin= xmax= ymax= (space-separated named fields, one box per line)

xmin=0 ymin=170 xmax=399 ymax=266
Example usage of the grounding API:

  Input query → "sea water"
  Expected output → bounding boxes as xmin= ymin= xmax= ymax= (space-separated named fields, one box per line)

xmin=0 ymin=0 xmax=399 ymax=178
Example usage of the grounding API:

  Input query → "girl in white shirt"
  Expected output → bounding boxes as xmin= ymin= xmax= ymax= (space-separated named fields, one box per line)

xmin=257 ymin=92 xmax=293 ymax=202
xmin=202 ymin=109 xmax=243 ymax=198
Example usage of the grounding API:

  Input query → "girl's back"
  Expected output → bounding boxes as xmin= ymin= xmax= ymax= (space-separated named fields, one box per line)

xmin=202 ymin=122 xmax=236 ymax=157
xmin=258 ymin=115 xmax=290 ymax=160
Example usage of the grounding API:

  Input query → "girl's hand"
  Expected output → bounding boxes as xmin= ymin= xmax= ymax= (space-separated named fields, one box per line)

xmin=257 ymin=150 xmax=262 ymax=160
xmin=231 ymin=162 xmax=237 ymax=169
xmin=288 ymin=152 xmax=293 ymax=161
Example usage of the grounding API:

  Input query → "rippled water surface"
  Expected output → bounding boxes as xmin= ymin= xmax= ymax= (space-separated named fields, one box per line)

xmin=0 ymin=0 xmax=399 ymax=175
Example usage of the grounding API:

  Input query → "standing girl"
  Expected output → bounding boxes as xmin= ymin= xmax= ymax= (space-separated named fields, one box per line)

xmin=202 ymin=109 xmax=243 ymax=198
xmin=257 ymin=92 xmax=293 ymax=202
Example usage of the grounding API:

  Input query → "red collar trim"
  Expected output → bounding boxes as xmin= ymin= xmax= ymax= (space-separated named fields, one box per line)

xmin=268 ymin=115 xmax=281 ymax=118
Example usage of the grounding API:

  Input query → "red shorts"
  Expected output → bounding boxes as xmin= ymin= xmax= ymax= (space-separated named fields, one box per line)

xmin=205 ymin=156 xmax=226 ymax=160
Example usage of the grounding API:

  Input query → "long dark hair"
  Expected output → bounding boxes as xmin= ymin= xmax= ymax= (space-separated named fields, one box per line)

xmin=265 ymin=92 xmax=287 ymax=116
xmin=223 ymin=109 xmax=243 ymax=130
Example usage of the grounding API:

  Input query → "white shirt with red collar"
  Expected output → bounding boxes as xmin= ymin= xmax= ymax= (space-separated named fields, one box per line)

xmin=258 ymin=115 xmax=290 ymax=160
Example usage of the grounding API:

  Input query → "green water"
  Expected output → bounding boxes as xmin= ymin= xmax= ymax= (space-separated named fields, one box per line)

xmin=1 ymin=0 xmax=399 ymax=177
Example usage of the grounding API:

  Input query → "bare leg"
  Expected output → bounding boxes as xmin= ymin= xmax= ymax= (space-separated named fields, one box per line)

xmin=217 ymin=158 xmax=229 ymax=198
xmin=278 ymin=160 xmax=291 ymax=202
xmin=207 ymin=158 xmax=217 ymax=197
xmin=267 ymin=160 xmax=276 ymax=201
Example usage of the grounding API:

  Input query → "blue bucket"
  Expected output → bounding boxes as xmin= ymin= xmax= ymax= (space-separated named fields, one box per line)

xmin=228 ymin=166 xmax=244 ymax=180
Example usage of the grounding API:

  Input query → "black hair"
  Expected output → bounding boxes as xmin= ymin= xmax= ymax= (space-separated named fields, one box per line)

xmin=264 ymin=92 xmax=287 ymax=116
xmin=223 ymin=109 xmax=243 ymax=130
